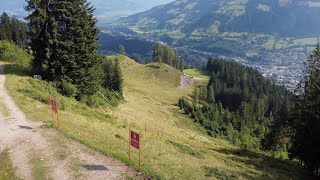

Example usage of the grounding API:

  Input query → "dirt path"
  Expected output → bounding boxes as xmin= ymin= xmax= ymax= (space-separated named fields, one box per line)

xmin=0 ymin=64 xmax=137 ymax=180
xmin=179 ymin=75 xmax=193 ymax=87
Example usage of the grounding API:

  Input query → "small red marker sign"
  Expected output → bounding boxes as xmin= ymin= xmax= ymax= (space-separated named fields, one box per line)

xmin=130 ymin=131 xmax=140 ymax=149
xmin=50 ymin=99 xmax=58 ymax=113
xmin=49 ymin=96 xmax=60 ymax=128
xmin=128 ymin=128 xmax=141 ymax=171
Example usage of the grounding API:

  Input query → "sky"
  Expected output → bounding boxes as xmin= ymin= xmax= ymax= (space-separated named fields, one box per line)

xmin=0 ymin=0 xmax=174 ymax=23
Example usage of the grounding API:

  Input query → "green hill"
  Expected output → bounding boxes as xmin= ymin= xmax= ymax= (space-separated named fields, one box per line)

xmin=1 ymin=51 xmax=313 ymax=179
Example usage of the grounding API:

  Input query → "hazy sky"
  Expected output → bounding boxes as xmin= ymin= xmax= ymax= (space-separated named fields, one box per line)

xmin=0 ymin=0 xmax=174 ymax=22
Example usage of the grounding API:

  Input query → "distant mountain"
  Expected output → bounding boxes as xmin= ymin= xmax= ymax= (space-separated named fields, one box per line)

xmin=117 ymin=0 xmax=320 ymax=37
xmin=0 ymin=0 xmax=173 ymax=23
xmin=91 ymin=0 xmax=174 ymax=23
xmin=104 ymin=0 xmax=320 ymax=89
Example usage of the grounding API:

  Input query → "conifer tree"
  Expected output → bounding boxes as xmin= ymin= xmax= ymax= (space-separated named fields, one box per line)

xmin=180 ymin=57 xmax=184 ymax=72
xmin=26 ymin=0 xmax=103 ymax=98
xmin=0 ymin=12 xmax=12 ymax=41
xmin=290 ymin=44 xmax=320 ymax=173
xmin=103 ymin=59 xmax=115 ymax=90
xmin=119 ymin=44 xmax=126 ymax=55
xmin=112 ymin=58 xmax=123 ymax=96
xmin=207 ymin=85 xmax=215 ymax=103
xmin=26 ymin=0 xmax=51 ymax=76
xmin=11 ymin=17 xmax=20 ymax=44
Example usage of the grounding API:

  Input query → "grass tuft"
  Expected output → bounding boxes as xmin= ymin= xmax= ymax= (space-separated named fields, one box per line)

xmin=203 ymin=166 xmax=237 ymax=179
xmin=0 ymin=150 xmax=21 ymax=180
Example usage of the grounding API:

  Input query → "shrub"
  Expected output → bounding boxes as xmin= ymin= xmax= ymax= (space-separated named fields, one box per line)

xmin=0 ymin=40 xmax=31 ymax=66
xmin=58 ymin=82 xmax=78 ymax=97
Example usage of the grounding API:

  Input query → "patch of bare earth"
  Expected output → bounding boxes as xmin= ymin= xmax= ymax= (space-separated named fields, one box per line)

xmin=179 ymin=75 xmax=193 ymax=88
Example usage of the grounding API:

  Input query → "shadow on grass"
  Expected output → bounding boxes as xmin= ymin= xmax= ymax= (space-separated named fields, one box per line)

xmin=2 ymin=63 xmax=32 ymax=77
xmin=146 ymin=64 xmax=160 ymax=69
xmin=212 ymin=148 xmax=316 ymax=179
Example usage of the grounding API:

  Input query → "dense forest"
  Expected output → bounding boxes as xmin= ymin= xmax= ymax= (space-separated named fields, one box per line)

xmin=153 ymin=43 xmax=184 ymax=71
xmin=0 ymin=12 xmax=28 ymax=47
xmin=179 ymin=58 xmax=293 ymax=149
xmin=25 ymin=0 xmax=123 ymax=105
xmin=179 ymin=46 xmax=320 ymax=175
xmin=265 ymin=44 xmax=320 ymax=175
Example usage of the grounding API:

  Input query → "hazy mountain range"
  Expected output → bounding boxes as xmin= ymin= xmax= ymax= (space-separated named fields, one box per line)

xmin=104 ymin=0 xmax=320 ymax=89
xmin=0 ymin=0 xmax=173 ymax=22
xmin=117 ymin=0 xmax=320 ymax=38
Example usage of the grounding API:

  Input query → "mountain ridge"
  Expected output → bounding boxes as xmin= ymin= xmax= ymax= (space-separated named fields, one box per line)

xmin=117 ymin=0 xmax=320 ymax=37
xmin=104 ymin=0 xmax=320 ymax=90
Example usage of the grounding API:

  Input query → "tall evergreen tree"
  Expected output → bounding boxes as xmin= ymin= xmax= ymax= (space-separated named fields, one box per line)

xmin=26 ymin=0 xmax=51 ymax=76
xmin=11 ymin=17 xmax=20 ymax=44
xmin=119 ymin=44 xmax=126 ymax=55
xmin=26 ymin=0 xmax=103 ymax=98
xmin=112 ymin=58 xmax=123 ymax=96
xmin=0 ymin=12 xmax=12 ymax=41
xmin=290 ymin=44 xmax=320 ymax=173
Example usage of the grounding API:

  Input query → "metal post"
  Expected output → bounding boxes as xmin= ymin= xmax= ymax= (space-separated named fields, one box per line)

xmin=139 ymin=138 xmax=141 ymax=172
xmin=128 ymin=127 xmax=131 ymax=165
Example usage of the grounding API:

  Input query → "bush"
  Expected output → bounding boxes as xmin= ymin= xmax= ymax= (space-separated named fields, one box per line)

xmin=0 ymin=40 xmax=31 ymax=66
xmin=58 ymin=82 xmax=78 ymax=97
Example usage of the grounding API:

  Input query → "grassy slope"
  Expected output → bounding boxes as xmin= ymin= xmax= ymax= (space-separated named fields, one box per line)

xmin=0 ymin=150 xmax=20 ymax=180
xmin=183 ymin=68 xmax=210 ymax=81
xmin=3 ymin=56 xmax=312 ymax=179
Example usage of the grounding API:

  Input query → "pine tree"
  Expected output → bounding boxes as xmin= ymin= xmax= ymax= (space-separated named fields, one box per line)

xmin=18 ymin=21 xmax=28 ymax=46
xmin=207 ymin=85 xmax=215 ymax=104
xmin=103 ymin=59 xmax=115 ymax=90
xmin=11 ymin=17 xmax=20 ymax=44
xmin=26 ymin=0 xmax=51 ymax=76
xmin=112 ymin=58 xmax=123 ymax=96
xmin=26 ymin=0 xmax=103 ymax=98
xmin=119 ymin=44 xmax=126 ymax=55
xmin=180 ymin=57 xmax=184 ymax=72
xmin=0 ymin=12 xmax=12 ymax=41
xmin=290 ymin=44 xmax=320 ymax=173
xmin=66 ymin=0 xmax=103 ymax=97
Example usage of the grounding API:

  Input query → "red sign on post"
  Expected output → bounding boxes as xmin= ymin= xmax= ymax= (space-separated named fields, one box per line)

xmin=49 ymin=96 xmax=60 ymax=128
xmin=130 ymin=131 xmax=140 ymax=149
xmin=51 ymin=99 xmax=58 ymax=113
xmin=128 ymin=128 xmax=141 ymax=171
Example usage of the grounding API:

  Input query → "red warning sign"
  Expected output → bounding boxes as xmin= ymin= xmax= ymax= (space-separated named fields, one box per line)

xmin=50 ymin=99 xmax=58 ymax=113
xmin=130 ymin=131 xmax=140 ymax=149
xmin=49 ymin=96 xmax=60 ymax=128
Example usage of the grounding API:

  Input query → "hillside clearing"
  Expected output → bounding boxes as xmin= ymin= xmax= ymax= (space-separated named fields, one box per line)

xmin=2 ymin=57 xmax=313 ymax=179
xmin=183 ymin=68 xmax=210 ymax=80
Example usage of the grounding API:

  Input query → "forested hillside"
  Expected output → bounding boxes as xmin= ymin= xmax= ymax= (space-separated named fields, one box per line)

xmin=0 ymin=12 xmax=28 ymax=47
xmin=179 ymin=44 xmax=320 ymax=175
xmin=152 ymin=43 xmax=184 ymax=71
xmin=105 ymin=0 xmax=319 ymax=90
xmin=118 ymin=0 xmax=320 ymax=37
xmin=179 ymin=58 xmax=293 ymax=149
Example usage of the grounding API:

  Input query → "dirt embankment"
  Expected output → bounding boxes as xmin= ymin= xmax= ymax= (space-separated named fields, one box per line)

xmin=179 ymin=75 xmax=193 ymax=87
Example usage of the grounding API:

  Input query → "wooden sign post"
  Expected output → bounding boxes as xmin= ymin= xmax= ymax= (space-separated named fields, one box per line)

xmin=49 ymin=96 xmax=60 ymax=128
xmin=128 ymin=127 xmax=141 ymax=171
